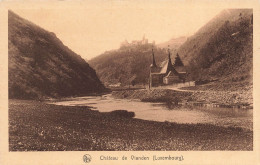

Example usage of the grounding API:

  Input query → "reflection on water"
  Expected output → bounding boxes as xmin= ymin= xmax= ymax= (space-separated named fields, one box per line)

xmin=50 ymin=94 xmax=253 ymax=130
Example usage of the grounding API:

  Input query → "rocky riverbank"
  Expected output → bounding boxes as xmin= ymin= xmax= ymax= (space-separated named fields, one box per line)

xmin=9 ymin=99 xmax=252 ymax=151
xmin=112 ymin=88 xmax=253 ymax=109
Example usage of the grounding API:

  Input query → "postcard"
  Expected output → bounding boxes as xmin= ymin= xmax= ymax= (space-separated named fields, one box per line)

xmin=0 ymin=0 xmax=259 ymax=164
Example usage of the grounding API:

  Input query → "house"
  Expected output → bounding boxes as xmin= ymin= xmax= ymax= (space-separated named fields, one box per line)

xmin=149 ymin=48 xmax=186 ymax=87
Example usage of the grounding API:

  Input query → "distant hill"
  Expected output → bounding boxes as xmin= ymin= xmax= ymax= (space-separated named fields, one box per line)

xmin=157 ymin=36 xmax=187 ymax=50
xmin=89 ymin=9 xmax=253 ymax=92
xmin=176 ymin=9 xmax=253 ymax=90
xmin=8 ymin=11 xmax=105 ymax=99
xmin=89 ymin=43 xmax=168 ymax=86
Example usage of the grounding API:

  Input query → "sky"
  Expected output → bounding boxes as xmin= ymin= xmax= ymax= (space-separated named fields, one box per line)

xmin=12 ymin=1 xmax=224 ymax=60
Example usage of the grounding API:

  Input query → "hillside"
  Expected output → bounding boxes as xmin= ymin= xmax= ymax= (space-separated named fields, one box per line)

xmin=89 ymin=35 xmax=187 ymax=86
xmin=177 ymin=9 xmax=253 ymax=91
xmin=88 ymin=9 xmax=253 ymax=91
xmin=157 ymin=36 xmax=187 ymax=50
xmin=89 ymin=43 xmax=168 ymax=86
xmin=8 ymin=11 xmax=105 ymax=99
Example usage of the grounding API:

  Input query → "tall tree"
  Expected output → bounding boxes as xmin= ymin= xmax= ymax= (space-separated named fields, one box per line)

xmin=174 ymin=53 xmax=184 ymax=66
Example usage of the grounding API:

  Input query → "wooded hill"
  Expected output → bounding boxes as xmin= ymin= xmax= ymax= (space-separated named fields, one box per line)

xmin=89 ymin=44 xmax=169 ymax=86
xmin=8 ymin=11 xmax=105 ymax=99
xmin=157 ymin=36 xmax=187 ymax=50
xmin=90 ymin=9 xmax=252 ymax=91
xmin=177 ymin=9 xmax=253 ymax=91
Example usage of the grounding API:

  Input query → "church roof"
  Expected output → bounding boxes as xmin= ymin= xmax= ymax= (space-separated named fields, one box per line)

xmin=165 ymin=71 xmax=179 ymax=77
xmin=160 ymin=48 xmax=179 ymax=75
xmin=150 ymin=47 xmax=185 ymax=76
xmin=160 ymin=60 xmax=179 ymax=75
xmin=160 ymin=61 xmax=169 ymax=73
xmin=159 ymin=60 xmax=168 ymax=67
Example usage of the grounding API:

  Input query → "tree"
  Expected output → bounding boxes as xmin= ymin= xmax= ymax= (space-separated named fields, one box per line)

xmin=131 ymin=80 xmax=136 ymax=86
xmin=174 ymin=53 xmax=184 ymax=66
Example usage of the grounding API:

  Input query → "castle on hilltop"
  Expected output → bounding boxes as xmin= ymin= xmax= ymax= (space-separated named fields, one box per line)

xmin=149 ymin=47 xmax=187 ymax=87
xmin=120 ymin=35 xmax=155 ymax=47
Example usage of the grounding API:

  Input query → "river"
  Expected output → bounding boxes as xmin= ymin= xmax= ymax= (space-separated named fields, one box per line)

xmin=50 ymin=94 xmax=253 ymax=130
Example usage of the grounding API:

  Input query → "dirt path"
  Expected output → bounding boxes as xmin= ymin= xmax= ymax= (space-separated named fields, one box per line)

xmin=156 ymin=85 xmax=201 ymax=92
xmin=165 ymin=86 xmax=197 ymax=92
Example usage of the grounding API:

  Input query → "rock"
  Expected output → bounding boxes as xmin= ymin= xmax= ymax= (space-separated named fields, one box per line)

xmin=109 ymin=110 xmax=135 ymax=118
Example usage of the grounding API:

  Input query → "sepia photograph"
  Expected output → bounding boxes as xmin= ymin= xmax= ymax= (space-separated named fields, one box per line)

xmin=1 ymin=0 xmax=260 ymax=164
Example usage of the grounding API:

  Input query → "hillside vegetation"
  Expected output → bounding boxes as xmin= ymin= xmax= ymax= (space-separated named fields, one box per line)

xmin=89 ymin=44 xmax=169 ymax=86
xmin=178 ymin=9 xmax=253 ymax=91
xmin=8 ymin=11 xmax=105 ymax=99
xmin=157 ymin=36 xmax=187 ymax=50
xmin=89 ymin=9 xmax=252 ymax=92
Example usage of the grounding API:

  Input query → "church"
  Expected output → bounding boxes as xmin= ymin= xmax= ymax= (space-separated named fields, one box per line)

xmin=149 ymin=48 xmax=187 ymax=87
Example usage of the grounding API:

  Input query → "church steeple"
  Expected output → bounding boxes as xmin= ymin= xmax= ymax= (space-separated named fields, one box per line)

xmin=168 ymin=45 xmax=172 ymax=64
xmin=152 ymin=48 xmax=157 ymax=67
xmin=166 ymin=45 xmax=174 ymax=74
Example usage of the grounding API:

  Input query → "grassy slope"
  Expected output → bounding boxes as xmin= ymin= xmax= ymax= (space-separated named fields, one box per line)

xmin=178 ymin=9 xmax=253 ymax=91
xmin=8 ymin=11 xmax=105 ymax=99
xmin=9 ymin=99 xmax=252 ymax=151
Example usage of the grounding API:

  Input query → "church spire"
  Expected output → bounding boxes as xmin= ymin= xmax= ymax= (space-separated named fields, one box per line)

xmin=168 ymin=45 xmax=172 ymax=64
xmin=152 ymin=48 xmax=157 ymax=67
xmin=166 ymin=45 xmax=174 ymax=74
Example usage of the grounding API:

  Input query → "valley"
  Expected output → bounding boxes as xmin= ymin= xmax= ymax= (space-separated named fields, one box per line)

xmin=8 ymin=8 xmax=254 ymax=152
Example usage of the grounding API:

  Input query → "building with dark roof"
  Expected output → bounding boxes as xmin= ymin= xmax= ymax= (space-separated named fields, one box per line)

xmin=149 ymin=48 xmax=187 ymax=87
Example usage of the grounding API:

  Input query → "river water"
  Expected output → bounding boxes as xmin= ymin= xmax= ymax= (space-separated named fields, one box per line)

xmin=50 ymin=94 xmax=253 ymax=130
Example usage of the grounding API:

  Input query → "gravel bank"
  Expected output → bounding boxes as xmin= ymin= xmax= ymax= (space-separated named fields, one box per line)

xmin=112 ymin=88 xmax=252 ymax=108
xmin=9 ymin=99 xmax=252 ymax=151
